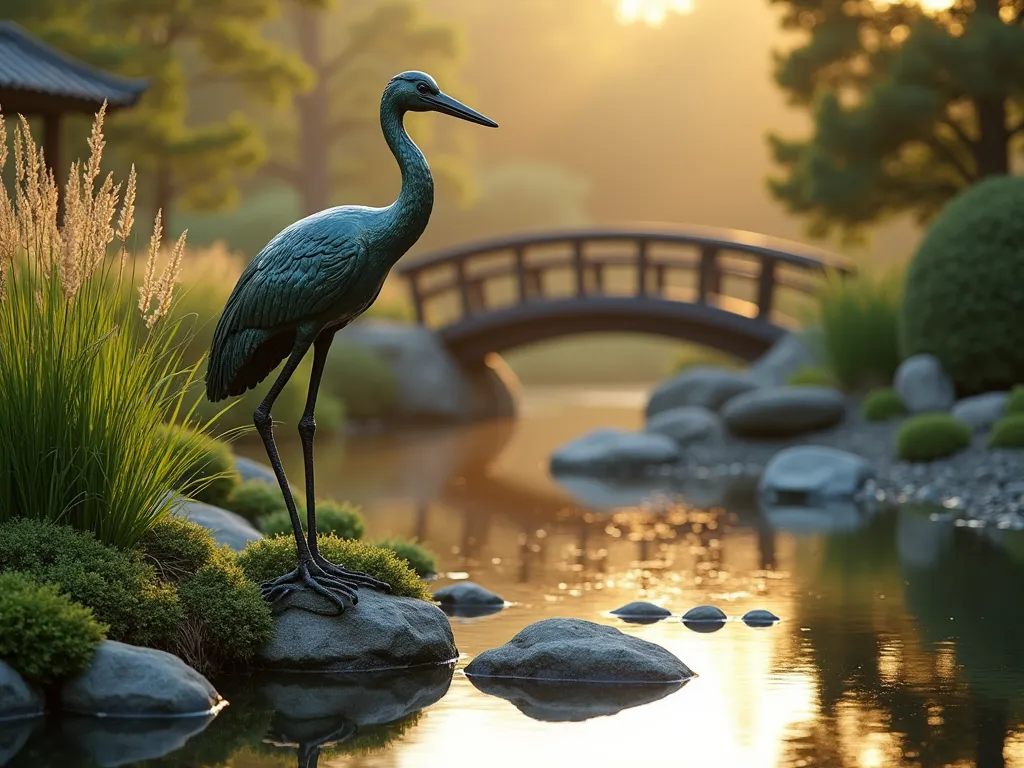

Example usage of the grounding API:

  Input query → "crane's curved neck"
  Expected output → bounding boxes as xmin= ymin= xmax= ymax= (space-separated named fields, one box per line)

xmin=378 ymin=94 xmax=433 ymax=261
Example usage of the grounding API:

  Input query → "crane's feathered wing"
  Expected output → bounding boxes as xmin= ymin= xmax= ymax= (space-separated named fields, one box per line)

xmin=205 ymin=224 xmax=365 ymax=402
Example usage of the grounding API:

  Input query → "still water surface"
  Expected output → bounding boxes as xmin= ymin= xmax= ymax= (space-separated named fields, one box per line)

xmin=7 ymin=387 xmax=1024 ymax=768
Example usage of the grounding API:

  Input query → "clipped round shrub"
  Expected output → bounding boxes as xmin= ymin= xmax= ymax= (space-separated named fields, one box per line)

xmin=238 ymin=535 xmax=429 ymax=600
xmin=374 ymin=538 xmax=437 ymax=578
xmin=895 ymin=414 xmax=971 ymax=462
xmin=988 ymin=414 xmax=1024 ymax=449
xmin=324 ymin=341 xmax=399 ymax=421
xmin=162 ymin=425 xmax=240 ymax=508
xmin=138 ymin=516 xmax=217 ymax=583
xmin=0 ymin=519 xmax=182 ymax=648
xmin=1006 ymin=385 xmax=1024 ymax=416
xmin=899 ymin=175 xmax=1024 ymax=395
xmin=224 ymin=479 xmax=290 ymax=523
xmin=786 ymin=365 xmax=834 ymax=387
xmin=861 ymin=387 xmax=908 ymax=422
xmin=0 ymin=571 xmax=106 ymax=685
xmin=259 ymin=500 xmax=365 ymax=540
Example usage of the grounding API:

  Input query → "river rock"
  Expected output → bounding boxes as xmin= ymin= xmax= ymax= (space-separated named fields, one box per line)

xmin=759 ymin=446 xmax=873 ymax=503
xmin=171 ymin=498 xmax=262 ymax=552
xmin=0 ymin=661 xmax=43 ymax=721
xmin=646 ymin=366 xmax=757 ymax=417
xmin=434 ymin=582 xmax=504 ymax=606
xmin=258 ymin=588 xmax=457 ymax=672
xmin=951 ymin=392 xmax=1009 ymax=433
xmin=746 ymin=332 xmax=820 ymax=387
xmin=722 ymin=386 xmax=846 ymax=438
xmin=644 ymin=406 xmax=723 ymax=450
xmin=549 ymin=428 xmax=680 ymax=476
xmin=610 ymin=602 xmax=672 ymax=623
xmin=894 ymin=354 xmax=956 ymax=414
xmin=465 ymin=618 xmax=693 ymax=683
xmin=234 ymin=456 xmax=277 ymax=485
xmin=60 ymin=641 xmax=221 ymax=717
xmin=742 ymin=609 xmax=780 ymax=627
xmin=682 ymin=605 xmax=727 ymax=623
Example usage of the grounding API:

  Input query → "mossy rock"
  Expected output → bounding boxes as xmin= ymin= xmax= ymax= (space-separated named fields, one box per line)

xmin=988 ymin=414 xmax=1024 ymax=449
xmin=895 ymin=414 xmax=971 ymax=462
xmin=785 ymin=365 xmax=834 ymax=388
xmin=861 ymin=387 xmax=907 ymax=422
xmin=1006 ymin=385 xmax=1024 ymax=416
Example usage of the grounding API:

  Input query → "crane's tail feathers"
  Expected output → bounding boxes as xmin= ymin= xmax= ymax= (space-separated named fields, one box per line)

xmin=205 ymin=328 xmax=293 ymax=403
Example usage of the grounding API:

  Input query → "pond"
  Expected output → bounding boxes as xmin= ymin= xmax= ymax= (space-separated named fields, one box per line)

xmin=6 ymin=386 xmax=1024 ymax=767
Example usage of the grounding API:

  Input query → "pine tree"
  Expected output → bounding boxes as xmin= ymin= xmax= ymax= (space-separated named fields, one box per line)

xmin=767 ymin=0 xmax=1024 ymax=238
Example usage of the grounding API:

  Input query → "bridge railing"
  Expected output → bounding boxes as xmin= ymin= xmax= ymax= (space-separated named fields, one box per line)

xmin=396 ymin=226 xmax=850 ymax=331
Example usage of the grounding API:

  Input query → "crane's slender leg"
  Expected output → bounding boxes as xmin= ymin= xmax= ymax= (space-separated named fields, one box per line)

xmin=298 ymin=330 xmax=389 ymax=596
xmin=256 ymin=328 xmax=369 ymax=613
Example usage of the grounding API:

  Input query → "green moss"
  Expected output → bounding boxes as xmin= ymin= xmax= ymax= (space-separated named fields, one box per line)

xmin=0 ymin=571 xmax=106 ymax=685
xmin=0 ymin=519 xmax=182 ymax=648
xmin=786 ymin=365 xmax=834 ymax=387
xmin=224 ymin=479 xmax=290 ymax=523
xmin=988 ymin=414 xmax=1024 ymax=449
xmin=238 ymin=535 xmax=430 ymax=600
xmin=899 ymin=175 xmax=1024 ymax=394
xmin=895 ymin=414 xmax=971 ymax=462
xmin=137 ymin=516 xmax=218 ymax=583
xmin=861 ymin=387 xmax=908 ymax=422
xmin=1006 ymin=385 xmax=1024 ymax=416
xmin=374 ymin=538 xmax=438 ymax=578
xmin=259 ymin=500 xmax=365 ymax=540
xmin=324 ymin=341 xmax=400 ymax=421
xmin=162 ymin=425 xmax=240 ymax=508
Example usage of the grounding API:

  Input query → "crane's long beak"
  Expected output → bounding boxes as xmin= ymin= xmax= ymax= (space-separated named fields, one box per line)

xmin=427 ymin=92 xmax=498 ymax=128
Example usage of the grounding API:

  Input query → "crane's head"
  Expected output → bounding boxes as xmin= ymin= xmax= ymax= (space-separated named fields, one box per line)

xmin=387 ymin=70 xmax=498 ymax=128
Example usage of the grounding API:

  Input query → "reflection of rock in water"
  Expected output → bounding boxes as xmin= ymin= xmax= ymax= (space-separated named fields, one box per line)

xmin=468 ymin=677 xmax=686 ymax=722
xmin=256 ymin=665 xmax=453 ymax=768
xmin=60 ymin=714 xmax=214 ymax=767
xmin=760 ymin=499 xmax=869 ymax=534
xmin=0 ymin=718 xmax=38 ymax=767
xmin=439 ymin=602 xmax=506 ymax=619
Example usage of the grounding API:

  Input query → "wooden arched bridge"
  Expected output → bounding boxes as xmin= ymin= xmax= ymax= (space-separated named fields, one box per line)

xmin=396 ymin=226 xmax=849 ymax=362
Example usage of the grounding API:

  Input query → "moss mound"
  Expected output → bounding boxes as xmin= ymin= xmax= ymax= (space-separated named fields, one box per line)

xmin=1006 ymin=385 xmax=1024 ymax=416
xmin=786 ymin=365 xmax=835 ymax=387
xmin=238 ymin=535 xmax=430 ymax=600
xmin=163 ymin=425 xmax=240 ymax=508
xmin=374 ymin=538 xmax=438 ymax=578
xmin=861 ymin=387 xmax=907 ymax=422
xmin=899 ymin=175 xmax=1024 ymax=395
xmin=224 ymin=479 xmax=290 ymax=524
xmin=988 ymin=414 xmax=1024 ymax=449
xmin=895 ymin=414 xmax=971 ymax=462
xmin=259 ymin=500 xmax=365 ymax=540
xmin=0 ymin=572 xmax=106 ymax=685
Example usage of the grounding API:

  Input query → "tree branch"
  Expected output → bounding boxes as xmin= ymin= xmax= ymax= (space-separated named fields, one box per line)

xmin=922 ymin=136 xmax=975 ymax=184
xmin=939 ymin=117 xmax=975 ymax=148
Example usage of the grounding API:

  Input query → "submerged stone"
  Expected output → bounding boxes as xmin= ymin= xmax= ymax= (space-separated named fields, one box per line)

xmin=433 ymin=581 xmax=504 ymax=606
xmin=682 ymin=605 xmax=727 ymax=623
xmin=609 ymin=601 xmax=672 ymax=623
xmin=465 ymin=618 xmax=693 ymax=684
xmin=258 ymin=589 xmax=458 ymax=672
xmin=61 ymin=713 xmax=214 ymax=766
xmin=0 ymin=661 xmax=43 ymax=721
xmin=742 ymin=609 xmax=780 ymax=627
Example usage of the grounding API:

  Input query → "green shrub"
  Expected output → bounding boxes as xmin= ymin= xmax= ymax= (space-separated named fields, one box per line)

xmin=323 ymin=342 xmax=399 ymax=421
xmin=224 ymin=479 xmax=290 ymax=523
xmin=137 ymin=516 xmax=218 ymax=583
xmin=786 ymin=365 xmax=834 ymax=387
xmin=813 ymin=268 xmax=903 ymax=392
xmin=374 ymin=538 xmax=438 ymax=577
xmin=988 ymin=414 xmax=1024 ymax=449
xmin=259 ymin=500 xmax=365 ymax=540
xmin=861 ymin=387 xmax=908 ymax=422
xmin=0 ymin=572 xmax=106 ymax=685
xmin=0 ymin=113 xmax=224 ymax=549
xmin=0 ymin=519 xmax=181 ymax=648
xmin=1006 ymin=385 xmax=1024 ymax=416
xmin=900 ymin=175 xmax=1024 ymax=395
xmin=895 ymin=414 xmax=971 ymax=462
xmin=238 ymin=535 xmax=430 ymax=600
xmin=162 ymin=425 xmax=240 ymax=508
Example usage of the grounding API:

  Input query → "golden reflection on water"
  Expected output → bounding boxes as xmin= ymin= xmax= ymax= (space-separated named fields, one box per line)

xmin=229 ymin=387 xmax=1024 ymax=768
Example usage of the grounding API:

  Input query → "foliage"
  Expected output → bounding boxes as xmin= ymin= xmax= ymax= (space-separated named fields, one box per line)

xmin=238 ymin=534 xmax=430 ymax=600
xmin=895 ymin=414 xmax=971 ymax=462
xmin=137 ymin=516 xmax=218 ymax=584
xmin=259 ymin=500 xmax=365 ymax=540
xmin=899 ymin=175 xmax=1024 ymax=395
xmin=811 ymin=269 xmax=903 ymax=392
xmin=225 ymin=479 xmax=290 ymax=524
xmin=786 ymin=365 xmax=834 ymax=387
xmin=374 ymin=537 xmax=437 ymax=578
xmin=987 ymin=414 xmax=1024 ymax=449
xmin=162 ymin=425 xmax=240 ymax=508
xmin=0 ymin=519 xmax=181 ymax=648
xmin=324 ymin=341 xmax=399 ymax=420
xmin=767 ymin=0 xmax=1024 ymax=238
xmin=1007 ymin=386 xmax=1024 ymax=416
xmin=0 ymin=571 xmax=106 ymax=685
xmin=861 ymin=387 xmax=907 ymax=422
xmin=0 ymin=111 xmax=218 ymax=548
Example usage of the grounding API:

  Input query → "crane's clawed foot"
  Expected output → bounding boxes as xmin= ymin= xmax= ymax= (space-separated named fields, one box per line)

xmin=313 ymin=554 xmax=392 ymax=594
xmin=260 ymin=559 xmax=361 ymax=614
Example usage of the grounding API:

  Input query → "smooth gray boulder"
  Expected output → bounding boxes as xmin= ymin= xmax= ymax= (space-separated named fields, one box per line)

xmin=171 ymin=498 xmax=262 ymax=551
xmin=644 ymin=405 xmax=723 ymax=450
xmin=234 ymin=456 xmax=277 ymax=485
xmin=682 ymin=605 xmax=727 ymax=623
xmin=722 ymin=386 xmax=846 ymax=438
xmin=759 ymin=446 xmax=873 ymax=503
xmin=464 ymin=618 xmax=693 ymax=683
xmin=60 ymin=641 xmax=221 ymax=717
xmin=549 ymin=428 xmax=680 ymax=476
xmin=61 ymin=715 xmax=214 ymax=767
xmin=0 ymin=662 xmax=43 ymax=721
xmin=894 ymin=354 xmax=956 ymax=414
xmin=742 ymin=609 xmax=780 ymax=627
xmin=610 ymin=602 xmax=672 ymax=624
xmin=951 ymin=392 xmax=1009 ymax=433
xmin=434 ymin=582 xmax=504 ymax=606
xmin=646 ymin=366 xmax=756 ymax=417
xmin=746 ymin=332 xmax=819 ymax=387
xmin=258 ymin=588 xmax=457 ymax=672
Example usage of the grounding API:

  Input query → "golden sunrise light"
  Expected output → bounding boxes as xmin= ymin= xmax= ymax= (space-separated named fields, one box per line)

xmin=873 ymin=0 xmax=956 ymax=10
xmin=614 ymin=0 xmax=695 ymax=26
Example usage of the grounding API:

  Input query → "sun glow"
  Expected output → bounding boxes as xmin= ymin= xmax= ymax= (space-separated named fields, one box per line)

xmin=614 ymin=0 xmax=695 ymax=26
xmin=873 ymin=0 xmax=956 ymax=11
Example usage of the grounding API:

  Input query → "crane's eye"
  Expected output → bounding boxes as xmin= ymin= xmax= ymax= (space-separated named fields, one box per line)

xmin=417 ymin=83 xmax=431 ymax=94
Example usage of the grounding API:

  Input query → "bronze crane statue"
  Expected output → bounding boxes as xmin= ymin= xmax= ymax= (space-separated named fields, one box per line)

xmin=205 ymin=71 xmax=497 ymax=612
